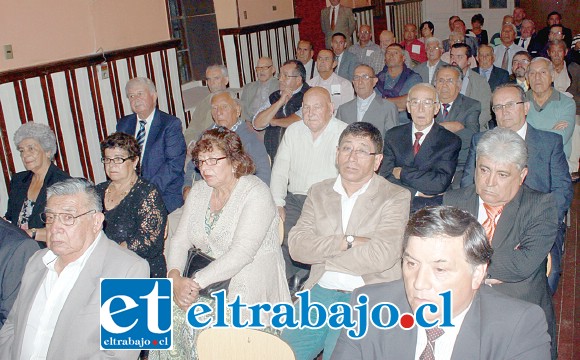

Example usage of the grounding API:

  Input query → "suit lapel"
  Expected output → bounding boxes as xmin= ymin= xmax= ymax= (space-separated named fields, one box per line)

xmin=401 ymin=123 xmax=415 ymax=165
xmin=143 ymin=109 xmax=162 ymax=170
xmin=345 ymin=176 xmax=379 ymax=234
xmin=451 ymin=291 xmax=482 ymax=359
xmin=322 ymin=181 xmax=344 ymax=234
xmin=414 ymin=123 xmax=438 ymax=164
xmin=361 ymin=97 xmax=379 ymax=123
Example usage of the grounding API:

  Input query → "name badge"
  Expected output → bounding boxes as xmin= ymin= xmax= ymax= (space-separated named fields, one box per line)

xmin=411 ymin=44 xmax=421 ymax=54
xmin=366 ymin=49 xmax=374 ymax=57
xmin=331 ymin=84 xmax=342 ymax=95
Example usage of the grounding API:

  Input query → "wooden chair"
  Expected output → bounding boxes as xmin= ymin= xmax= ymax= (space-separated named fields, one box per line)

xmin=197 ymin=328 xmax=295 ymax=360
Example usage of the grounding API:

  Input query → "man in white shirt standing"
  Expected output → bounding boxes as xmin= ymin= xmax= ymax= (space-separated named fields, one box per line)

xmin=282 ymin=121 xmax=410 ymax=360
xmin=270 ymin=87 xmax=347 ymax=291
xmin=308 ymin=49 xmax=355 ymax=111
xmin=0 ymin=178 xmax=149 ymax=360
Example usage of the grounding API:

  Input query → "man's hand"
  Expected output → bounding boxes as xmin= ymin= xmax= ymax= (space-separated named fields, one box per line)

xmin=277 ymin=206 xmax=286 ymax=222
xmin=552 ymin=121 xmax=569 ymax=130
xmin=392 ymin=167 xmax=402 ymax=179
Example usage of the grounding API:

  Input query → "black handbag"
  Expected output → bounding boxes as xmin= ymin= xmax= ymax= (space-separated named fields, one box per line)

xmin=183 ymin=247 xmax=230 ymax=297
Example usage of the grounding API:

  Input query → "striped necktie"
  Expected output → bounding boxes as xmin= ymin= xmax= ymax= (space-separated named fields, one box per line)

xmin=136 ymin=120 xmax=147 ymax=151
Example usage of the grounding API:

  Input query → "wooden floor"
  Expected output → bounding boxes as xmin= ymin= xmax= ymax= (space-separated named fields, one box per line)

xmin=553 ymin=182 xmax=580 ymax=359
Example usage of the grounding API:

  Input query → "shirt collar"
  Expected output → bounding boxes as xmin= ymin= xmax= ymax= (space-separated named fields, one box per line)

xmin=333 ymin=175 xmax=372 ymax=199
xmin=43 ymin=231 xmax=103 ymax=272
xmin=412 ymin=120 xmax=435 ymax=137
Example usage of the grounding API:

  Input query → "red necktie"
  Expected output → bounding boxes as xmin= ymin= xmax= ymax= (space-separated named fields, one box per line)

xmin=419 ymin=327 xmax=445 ymax=360
xmin=413 ymin=132 xmax=423 ymax=156
xmin=442 ymin=103 xmax=450 ymax=119
xmin=482 ymin=203 xmax=504 ymax=243
xmin=331 ymin=7 xmax=336 ymax=31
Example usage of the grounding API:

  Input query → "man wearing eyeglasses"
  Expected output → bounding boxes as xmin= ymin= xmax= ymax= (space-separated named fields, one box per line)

xmin=414 ymin=37 xmax=446 ymax=85
xmin=508 ymin=51 xmax=532 ymax=92
xmin=282 ymin=122 xmax=410 ymax=360
xmin=117 ymin=77 xmax=186 ymax=214
xmin=0 ymin=178 xmax=149 ymax=360
xmin=336 ymin=64 xmax=398 ymax=137
xmin=347 ymin=25 xmax=381 ymax=67
xmin=379 ymin=83 xmax=461 ymax=213
xmin=240 ymin=57 xmax=279 ymax=122
xmin=461 ymin=83 xmax=572 ymax=300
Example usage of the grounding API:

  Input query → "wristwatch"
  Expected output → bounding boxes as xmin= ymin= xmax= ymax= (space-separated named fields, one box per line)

xmin=346 ymin=235 xmax=355 ymax=249
xmin=30 ymin=228 xmax=37 ymax=240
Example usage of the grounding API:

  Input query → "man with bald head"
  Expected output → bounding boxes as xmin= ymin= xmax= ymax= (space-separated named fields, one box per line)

xmin=240 ymin=57 xmax=279 ymax=122
xmin=308 ymin=49 xmax=354 ymax=110
xmin=270 ymin=87 xmax=348 ymax=291
xmin=348 ymin=24 xmax=381 ymax=67
xmin=296 ymin=40 xmax=318 ymax=80
xmin=379 ymin=83 xmax=461 ymax=212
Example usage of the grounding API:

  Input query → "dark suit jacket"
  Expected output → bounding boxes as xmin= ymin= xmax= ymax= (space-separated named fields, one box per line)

xmin=335 ymin=51 xmax=359 ymax=81
xmin=0 ymin=233 xmax=149 ymax=359
xmin=5 ymin=163 xmax=70 ymax=229
xmin=0 ymin=220 xmax=39 ymax=327
xmin=331 ymin=279 xmax=551 ymax=360
xmin=475 ymin=66 xmax=510 ymax=92
xmin=443 ymin=36 xmax=479 ymax=56
xmin=434 ymin=94 xmax=480 ymax=167
xmin=460 ymin=125 xmax=573 ymax=222
xmin=379 ymin=122 xmax=461 ymax=197
xmin=117 ymin=109 xmax=186 ymax=213
xmin=336 ymin=95 xmax=399 ymax=137
xmin=443 ymin=185 xmax=557 ymax=349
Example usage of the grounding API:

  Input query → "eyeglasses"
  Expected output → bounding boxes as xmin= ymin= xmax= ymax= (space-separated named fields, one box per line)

xmin=408 ymin=99 xmax=438 ymax=107
xmin=256 ymin=65 xmax=272 ymax=70
xmin=338 ymin=145 xmax=377 ymax=158
xmin=512 ymin=59 xmax=530 ymax=65
xmin=491 ymin=101 xmax=524 ymax=113
xmin=426 ymin=46 xmax=441 ymax=51
xmin=279 ymin=73 xmax=300 ymax=79
xmin=193 ymin=156 xmax=227 ymax=167
xmin=40 ymin=209 xmax=96 ymax=226
xmin=435 ymin=78 xmax=457 ymax=85
xmin=359 ymin=31 xmax=371 ymax=35
xmin=127 ymin=91 xmax=148 ymax=100
xmin=353 ymin=74 xmax=375 ymax=81
xmin=101 ymin=156 xmax=135 ymax=165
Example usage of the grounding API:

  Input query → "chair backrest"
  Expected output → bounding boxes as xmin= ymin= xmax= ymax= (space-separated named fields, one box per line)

xmin=197 ymin=328 xmax=295 ymax=360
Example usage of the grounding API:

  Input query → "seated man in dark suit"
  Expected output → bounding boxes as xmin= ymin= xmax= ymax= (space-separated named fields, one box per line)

xmin=253 ymin=60 xmax=310 ymax=160
xmin=461 ymin=83 xmax=573 ymax=296
xmin=336 ymin=64 xmax=399 ymax=137
xmin=375 ymin=44 xmax=422 ymax=124
xmin=434 ymin=64 xmax=480 ymax=188
xmin=446 ymin=127 xmax=559 ymax=359
xmin=379 ymin=83 xmax=461 ymax=213
xmin=475 ymin=44 xmax=510 ymax=92
xmin=331 ymin=206 xmax=551 ymax=360
xmin=0 ymin=219 xmax=39 ymax=328
xmin=116 ymin=77 xmax=186 ymax=213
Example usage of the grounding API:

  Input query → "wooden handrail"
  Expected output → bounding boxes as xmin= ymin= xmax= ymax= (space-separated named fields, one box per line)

xmin=219 ymin=18 xmax=301 ymax=36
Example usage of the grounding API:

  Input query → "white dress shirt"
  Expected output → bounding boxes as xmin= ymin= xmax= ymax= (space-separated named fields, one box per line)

xmin=493 ymin=43 xmax=525 ymax=75
xmin=134 ymin=109 xmax=155 ymax=157
xmin=414 ymin=303 xmax=471 ymax=360
xmin=356 ymin=92 xmax=376 ymax=122
xmin=412 ymin=120 xmax=434 ymax=146
xmin=21 ymin=233 xmax=102 ymax=360
xmin=317 ymin=175 xmax=371 ymax=291
xmin=270 ymin=117 xmax=348 ymax=206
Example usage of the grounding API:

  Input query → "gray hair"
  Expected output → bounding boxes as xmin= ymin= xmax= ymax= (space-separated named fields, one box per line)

xmin=548 ymin=39 xmax=568 ymax=52
xmin=502 ymin=22 xmax=518 ymax=35
xmin=14 ymin=122 xmax=58 ymax=159
xmin=206 ymin=64 xmax=229 ymax=78
xmin=408 ymin=83 xmax=440 ymax=103
xmin=354 ymin=64 xmax=376 ymax=76
xmin=435 ymin=63 xmax=464 ymax=81
xmin=47 ymin=178 xmax=103 ymax=213
xmin=476 ymin=127 xmax=528 ymax=171
xmin=125 ymin=77 xmax=157 ymax=96
xmin=425 ymin=36 xmax=442 ymax=48
xmin=403 ymin=206 xmax=493 ymax=267
xmin=521 ymin=19 xmax=535 ymax=28
xmin=528 ymin=57 xmax=554 ymax=77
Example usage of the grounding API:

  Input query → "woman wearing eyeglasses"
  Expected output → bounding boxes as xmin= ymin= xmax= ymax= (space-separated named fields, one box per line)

xmin=5 ymin=123 xmax=70 ymax=245
xmin=151 ymin=127 xmax=289 ymax=360
xmin=95 ymin=132 xmax=167 ymax=278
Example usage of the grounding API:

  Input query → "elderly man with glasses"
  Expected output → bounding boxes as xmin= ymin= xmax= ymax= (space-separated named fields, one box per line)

xmin=0 ymin=178 xmax=149 ymax=360
xmin=379 ymin=83 xmax=461 ymax=212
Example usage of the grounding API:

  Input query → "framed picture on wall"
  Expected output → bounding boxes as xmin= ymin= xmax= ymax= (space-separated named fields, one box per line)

xmin=462 ymin=0 xmax=481 ymax=8
xmin=489 ymin=0 xmax=507 ymax=8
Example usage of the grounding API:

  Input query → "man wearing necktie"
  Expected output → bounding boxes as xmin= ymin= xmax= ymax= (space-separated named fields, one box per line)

xmin=379 ymin=83 xmax=461 ymax=213
xmin=444 ymin=127 xmax=559 ymax=359
xmin=475 ymin=45 xmax=509 ymax=92
xmin=116 ymin=77 xmax=186 ymax=213
xmin=321 ymin=0 xmax=356 ymax=49
xmin=493 ymin=23 xmax=525 ymax=75
xmin=331 ymin=205 xmax=551 ymax=360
